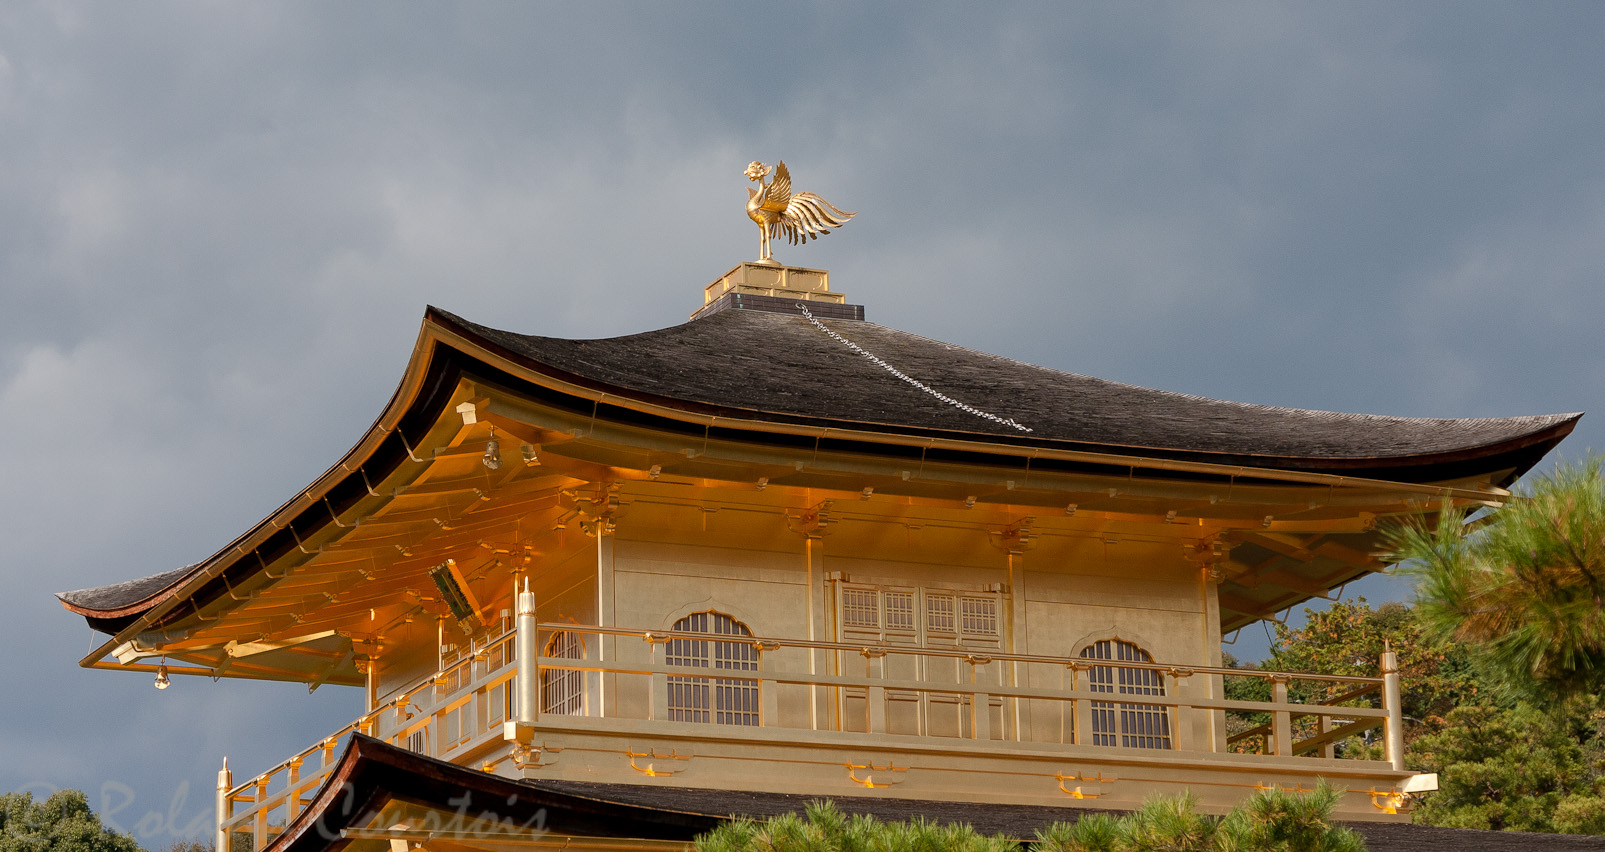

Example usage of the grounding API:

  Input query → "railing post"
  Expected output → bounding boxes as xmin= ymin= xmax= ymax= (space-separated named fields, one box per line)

xmin=1171 ymin=670 xmax=1193 ymax=752
xmin=1382 ymin=642 xmax=1405 ymax=771
xmin=969 ymin=656 xmax=992 ymax=741
xmin=863 ymin=649 xmax=887 ymax=734
xmin=758 ymin=642 xmax=781 ymax=727
xmin=1069 ymin=662 xmax=1090 ymax=746
xmin=286 ymin=757 xmax=302 ymax=818
xmin=971 ymin=691 xmax=991 ymax=740
xmin=648 ymin=635 xmax=670 ymax=721
xmin=252 ymin=777 xmax=267 ymax=851
xmin=1271 ymin=675 xmax=1292 ymax=757
xmin=516 ymin=579 xmax=539 ymax=726
xmin=215 ymin=757 xmax=231 ymax=852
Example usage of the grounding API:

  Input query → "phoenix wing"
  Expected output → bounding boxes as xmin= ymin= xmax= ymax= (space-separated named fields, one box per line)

xmin=779 ymin=188 xmax=856 ymax=246
xmin=759 ymin=161 xmax=793 ymax=214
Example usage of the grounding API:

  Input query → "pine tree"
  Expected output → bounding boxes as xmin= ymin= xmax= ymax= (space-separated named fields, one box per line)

xmin=1387 ymin=455 xmax=1605 ymax=705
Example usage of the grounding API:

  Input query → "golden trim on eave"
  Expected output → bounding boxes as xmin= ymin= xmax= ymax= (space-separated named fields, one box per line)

xmin=78 ymin=312 xmax=1514 ymax=671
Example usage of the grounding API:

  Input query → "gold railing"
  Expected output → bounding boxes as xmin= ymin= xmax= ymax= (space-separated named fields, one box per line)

xmin=218 ymin=622 xmax=1399 ymax=851
xmin=217 ymin=629 xmax=518 ymax=852
xmin=524 ymin=623 xmax=1392 ymax=755
xmin=1224 ymin=681 xmax=1384 ymax=758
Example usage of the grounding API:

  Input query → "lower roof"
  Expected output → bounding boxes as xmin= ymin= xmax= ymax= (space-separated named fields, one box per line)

xmin=274 ymin=735 xmax=1604 ymax=852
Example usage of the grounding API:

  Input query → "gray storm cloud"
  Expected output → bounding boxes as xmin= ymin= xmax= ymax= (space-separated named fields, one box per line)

xmin=3 ymin=2 xmax=1603 ymax=839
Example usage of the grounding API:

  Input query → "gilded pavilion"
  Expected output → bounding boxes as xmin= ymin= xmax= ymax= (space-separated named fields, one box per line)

xmin=60 ymin=257 xmax=1579 ymax=850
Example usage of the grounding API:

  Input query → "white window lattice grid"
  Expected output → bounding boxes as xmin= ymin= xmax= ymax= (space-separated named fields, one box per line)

xmin=884 ymin=591 xmax=915 ymax=631
xmin=925 ymin=594 xmax=957 ymax=633
xmin=842 ymin=588 xmax=879 ymax=628
xmin=840 ymin=586 xmax=998 ymax=642
xmin=665 ymin=611 xmax=759 ymax=726
xmin=961 ymin=596 xmax=998 ymax=636
xmin=1080 ymin=639 xmax=1172 ymax=750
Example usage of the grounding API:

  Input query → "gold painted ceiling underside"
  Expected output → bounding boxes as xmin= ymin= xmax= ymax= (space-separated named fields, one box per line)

xmin=99 ymin=365 xmax=1499 ymax=686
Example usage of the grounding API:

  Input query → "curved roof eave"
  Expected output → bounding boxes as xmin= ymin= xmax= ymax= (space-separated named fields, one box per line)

xmin=61 ymin=314 xmax=458 ymax=642
xmin=262 ymin=734 xmax=719 ymax=852
xmin=59 ymin=307 xmax=1581 ymax=642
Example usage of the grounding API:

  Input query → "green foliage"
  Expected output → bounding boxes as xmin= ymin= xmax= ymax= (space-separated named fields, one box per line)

xmin=1119 ymin=793 xmax=1215 ymax=851
xmin=701 ymin=787 xmax=1361 ymax=852
xmin=1408 ymin=699 xmax=1605 ymax=833
xmin=1387 ymin=455 xmax=1605 ymax=705
xmin=1221 ymin=600 xmax=1479 ymax=756
xmin=1034 ymin=812 xmax=1120 ymax=852
xmin=1215 ymin=783 xmax=1364 ymax=852
xmin=1264 ymin=599 xmax=1481 ymax=744
xmin=1239 ymin=589 xmax=1605 ymax=833
xmin=695 ymin=801 xmax=1017 ymax=852
xmin=0 ymin=790 xmax=146 ymax=852
xmin=1219 ymin=654 xmax=1274 ymax=749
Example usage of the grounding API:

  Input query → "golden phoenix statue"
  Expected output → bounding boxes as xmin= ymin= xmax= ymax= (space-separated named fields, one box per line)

xmin=745 ymin=161 xmax=855 ymax=264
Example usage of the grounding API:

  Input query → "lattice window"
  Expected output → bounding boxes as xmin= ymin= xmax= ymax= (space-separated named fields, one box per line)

xmin=541 ymin=630 xmax=585 ymax=716
xmin=666 ymin=612 xmax=759 ymax=726
xmin=1080 ymin=639 xmax=1172 ymax=750
xmin=884 ymin=591 xmax=915 ymax=632
xmin=840 ymin=586 xmax=996 ymax=644
xmin=960 ymin=597 xmax=998 ymax=637
xmin=926 ymin=594 xmax=956 ymax=633
xmin=842 ymin=588 xmax=879 ymax=628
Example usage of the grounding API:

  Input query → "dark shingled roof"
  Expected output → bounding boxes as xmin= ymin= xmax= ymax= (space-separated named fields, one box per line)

xmin=537 ymin=779 xmax=1605 ymax=850
xmin=273 ymin=737 xmax=1605 ymax=852
xmin=436 ymin=307 xmax=1579 ymax=476
xmin=56 ymin=563 xmax=196 ymax=615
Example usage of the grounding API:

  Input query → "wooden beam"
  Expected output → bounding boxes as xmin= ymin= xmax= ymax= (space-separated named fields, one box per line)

xmin=308 ymin=645 xmax=356 ymax=694
xmin=1258 ymin=569 xmax=1333 ymax=597
xmin=1234 ymin=531 xmax=1319 ymax=562
xmin=1313 ymin=540 xmax=1386 ymax=570
xmin=1216 ymin=590 xmax=1269 ymax=618
xmin=225 ymin=630 xmax=339 ymax=658
xmin=393 ymin=479 xmax=490 ymax=498
xmin=362 ymin=501 xmax=487 ymax=529
xmin=319 ymin=527 xmax=439 ymax=552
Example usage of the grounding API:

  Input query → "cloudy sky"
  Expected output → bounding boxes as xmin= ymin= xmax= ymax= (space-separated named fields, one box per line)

xmin=4 ymin=2 xmax=1604 ymax=841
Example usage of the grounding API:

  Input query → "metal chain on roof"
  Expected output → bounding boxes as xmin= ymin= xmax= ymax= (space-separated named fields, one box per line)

xmin=798 ymin=304 xmax=1032 ymax=433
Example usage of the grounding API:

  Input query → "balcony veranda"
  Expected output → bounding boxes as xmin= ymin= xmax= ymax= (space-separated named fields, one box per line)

xmin=218 ymin=620 xmax=1418 ymax=851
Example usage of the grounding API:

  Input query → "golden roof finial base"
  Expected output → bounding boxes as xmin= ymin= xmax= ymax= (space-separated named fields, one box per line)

xmin=691 ymin=262 xmax=863 ymax=322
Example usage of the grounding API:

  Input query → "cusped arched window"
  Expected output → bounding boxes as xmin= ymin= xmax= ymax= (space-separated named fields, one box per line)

xmin=665 ymin=611 xmax=759 ymax=726
xmin=1079 ymin=639 xmax=1172 ymax=750
xmin=541 ymin=630 xmax=585 ymax=715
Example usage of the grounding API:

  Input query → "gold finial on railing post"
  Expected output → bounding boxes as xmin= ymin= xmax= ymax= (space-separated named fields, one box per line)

xmin=515 ymin=578 xmax=539 ymax=727
xmin=744 ymin=160 xmax=855 ymax=265
xmin=215 ymin=757 xmax=232 ymax=852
